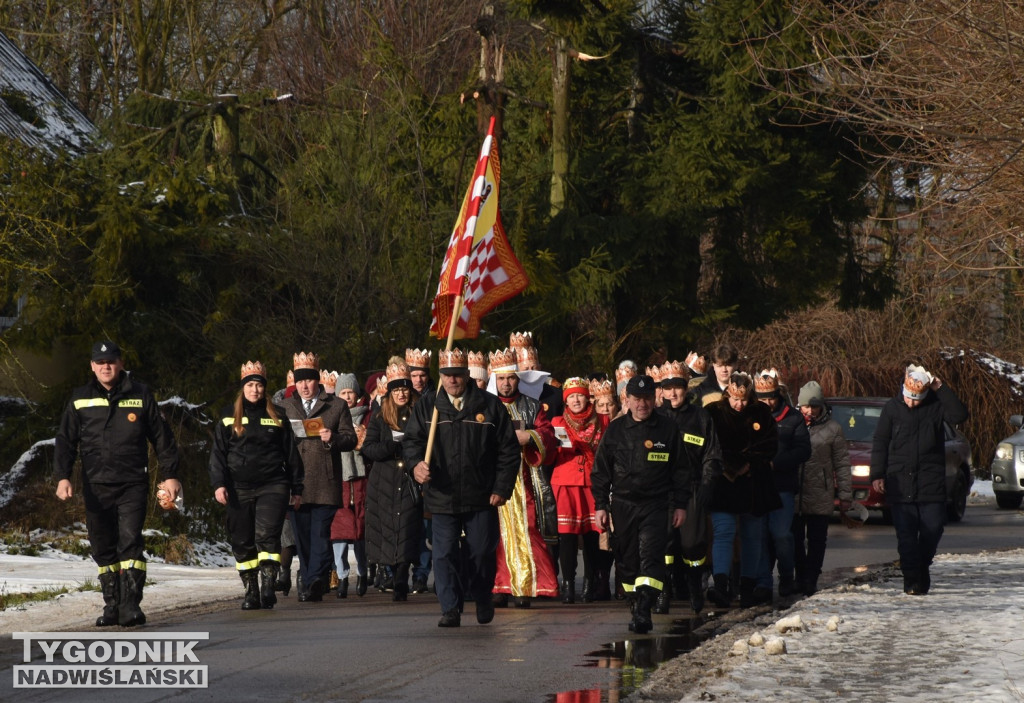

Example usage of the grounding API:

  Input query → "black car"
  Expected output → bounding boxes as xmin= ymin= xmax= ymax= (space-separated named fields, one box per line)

xmin=827 ymin=397 xmax=974 ymax=522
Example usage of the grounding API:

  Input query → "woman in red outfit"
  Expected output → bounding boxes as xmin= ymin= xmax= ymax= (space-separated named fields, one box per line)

xmin=550 ymin=377 xmax=609 ymax=603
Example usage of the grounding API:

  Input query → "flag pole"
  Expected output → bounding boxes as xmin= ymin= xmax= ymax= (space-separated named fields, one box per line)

xmin=423 ymin=291 xmax=466 ymax=466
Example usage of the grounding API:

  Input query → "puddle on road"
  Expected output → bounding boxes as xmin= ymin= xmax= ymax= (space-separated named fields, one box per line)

xmin=548 ymin=613 xmax=717 ymax=702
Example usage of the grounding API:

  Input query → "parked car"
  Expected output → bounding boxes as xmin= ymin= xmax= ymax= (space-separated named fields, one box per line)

xmin=827 ymin=397 xmax=974 ymax=522
xmin=990 ymin=415 xmax=1024 ymax=510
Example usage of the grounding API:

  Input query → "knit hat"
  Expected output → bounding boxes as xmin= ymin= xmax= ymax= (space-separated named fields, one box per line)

xmin=797 ymin=381 xmax=825 ymax=407
xmin=336 ymin=372 xmax=360 ymax=395
xmin=562 ymin=377 xmax=589 ymax=401
xmin=240 ymin=360 xmax=268 ymax=387
xmin=903 ymin=364 xmax=932 ymax=401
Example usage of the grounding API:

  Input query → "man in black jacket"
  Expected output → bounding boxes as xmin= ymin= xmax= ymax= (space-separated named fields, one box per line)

xmin=870 ymin=364 xmax=968 ymax=595
xmin=593 ymin=374 xmax=692 ymax=634
xmin=405 ymin=348 xmax=520 ymax=628
xmin=55 ymin=341 xmax=181 ymax=627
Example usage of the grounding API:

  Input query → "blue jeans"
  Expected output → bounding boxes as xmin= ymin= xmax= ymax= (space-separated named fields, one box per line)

xmin=291 ymin=504 xmax=335 ymax=586
xmin=332 ymin=539 xmax=367 ymax=579
xmin=890 ymin=502 xmax=946 ymax=576
xmin=431 ymin=509 xmax=499 ymax=614
xmin=413 ymin=518 xmax=432 ymax=583
xmin=710 ymin=511 xmax=764 ymax=579
xmin=758 ymin=491 xmax=795 ymax=589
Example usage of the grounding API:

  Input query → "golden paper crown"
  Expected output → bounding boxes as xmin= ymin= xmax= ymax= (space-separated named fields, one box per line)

xmin=386 ymin=362 xmax=411 ymax=383
xmin=438 ymin=348 xmax=467 ymax=369
xmin=240 ymin=360 xmax=267 ymax=381
xmin=405 ymin=348 xmax=431 ymax=369
xmin=467 ymin=351 xmax=487 ymax=372
xmin=516 ymin=345 xmax=540 ymax=370
xmin=509 ymin=331 xmax=533 ymax=350
xmin=646 ymin=365 xmax=663 ymax=383
xmin=615 ymin=365 xmax=636 ymax=386
xmin=590 ymin=379 xmax=614 ymax=399
xmin=727 ymin=372 xmax=753 ymax=400
xmin=684 ymin=351 xmax=707 ymax=375
xmin=293 ymin=351 xmax=319 ymax=371
xmin=754 ymin=368 xmax=780 ymax=396
xmin=660 ymin=360 xmax=690 ymax=382
xmin=286 ymin=369 xmax=294 ymax=386
xmin=562 ymin=377 xmax=589 ymax=397
xmin=903 ymin=364 xmax=931 ymax=398
xmin=489 ymin=348 xmax=518 ymax=372
xmin=375 ymin=373 xmax=388 ymax=396
xmin=320 ymin=370 xmax=339 ymax=392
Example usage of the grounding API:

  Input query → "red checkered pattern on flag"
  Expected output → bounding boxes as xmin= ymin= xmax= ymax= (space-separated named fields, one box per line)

xmin=430 ymin=122 xmax=528 ymax=339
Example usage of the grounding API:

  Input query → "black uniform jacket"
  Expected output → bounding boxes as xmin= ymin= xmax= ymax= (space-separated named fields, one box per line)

xmin=658 ymin=402 xmax=724 ymax=493
xmin=209 ymin=400 xmax=303 ymax=494
xmin=403 ymin=382 xmax=520 ymax=515
xmin=591 ymin=410 xmax=692 ymax=511
xmin=55 ymin=371 xmax=179 ymax=486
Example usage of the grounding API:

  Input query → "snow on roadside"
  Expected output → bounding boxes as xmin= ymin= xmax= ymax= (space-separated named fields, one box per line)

xmin=673 ymin=548 xmax=1024 ymax=702
xmin=0 ymin=439 xmax=54 ymax=510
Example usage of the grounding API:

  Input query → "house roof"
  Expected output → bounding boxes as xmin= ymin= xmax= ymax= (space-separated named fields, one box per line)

xmin=0 ymin=30 xmax=96 ymax=156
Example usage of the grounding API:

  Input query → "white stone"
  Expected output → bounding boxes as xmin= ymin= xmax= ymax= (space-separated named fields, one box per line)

xmin=775 ymin=614 xmax=806 ymax=633
xmin=765 ymin=637 xmax=788 ymax=655
xmin=748 ymin=632 xmax=765 ymax=647
xmin=826 ymin=615 xmax=841 ymax=632
xmin=730 ymin=639 xmax=749 ymax=656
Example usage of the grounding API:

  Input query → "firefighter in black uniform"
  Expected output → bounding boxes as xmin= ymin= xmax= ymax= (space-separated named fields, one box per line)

xmin=209 ymin=360 xmax=303 ymax=610
xmin=55 ymin=340 xmax=181 ymax=627
xmin=592 ymin=374 xmax=692 ymax=634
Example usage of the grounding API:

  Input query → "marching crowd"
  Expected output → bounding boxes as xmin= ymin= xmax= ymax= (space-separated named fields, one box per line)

xmin=55 ymin=335 xmax=966 ymax=633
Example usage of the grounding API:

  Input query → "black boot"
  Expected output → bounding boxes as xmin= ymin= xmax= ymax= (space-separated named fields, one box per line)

xmin=802 ymin=573 xmax=819 ymax=596
xmin=739 ymin=577 xmax=758 ymax=608
xmin=561 ymin=579 xmax=575 ymax=604
xmin=706 ymin=573 xmax=732 ymax=608
xmin=593 ymin=567 xmax=611 ymax=601
xmin=274 ymin=565 xmax=292 ymax=596
xmin=778 ymin=572 xmax=796 ymax=597
xmin=652 ymin=589 xmax=670 ymax=615
xmin=686 ymin=567 xmax=705 ymax=613
xmin=580 ymin=578 xmax=593 ymax=603
xmin=240 ymin=569 xmax=262 ymax=610
xmin=95 ymin=570 xmax=119 ymax=627
xmin=259 ymin=561 xmax=279 ymax=609
xmin=118 ymin=567 xmax=147 ymax=626
xmin=393 ymin=581 xmax=408 ymax=602
xmin=630 ymin=587 xmax=654 ymax=634
xmin=337 ymin=578 xmax=349 ymax=599
xmin=296 ymin=572 xmax=308 ymax=601
xmin=356 ymin=575 xmax=367 ymax=597
xmin=903 ymin=567 xmax=924 ymax=595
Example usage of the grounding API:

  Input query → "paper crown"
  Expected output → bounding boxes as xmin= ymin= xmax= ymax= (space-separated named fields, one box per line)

xmin=646 ymin=365 xmax=664 ymax=383
xmin=727 ymin=372 xmax=753 ymax=400
xmin=615 ymin=365 xmax=636 ymax=386
xmin=467 ymin=351 xmax=487 ymax=371
xmin=293 ymin=351 xmax=319 ymax=371
xmin=286 ymin=369 xmax=294 ymax=386
xmin=903 ymin=364 xmax=932 ymax=400
xmin=660 ymin=360 xmax=690 ymax=383
xmin=438 ymin=348 xmax=468 ymax=369
xmin=320 ymin=370 xmax=339 ymax=392
xmin=562 ymin=376 xmax=589 ymax=399
xmin=240 ymin=360 xmax=267 ymax=381
xmin=375 ymin=373 xmax=388 ymax=396
xmin=405 ymin=348 xmax=431 ymax=370
xmin=385 ymin=362 xmax=411 ymax=383
xmin=516 ymin=346 xmax=540 ymax=370
xmin=590 ymin=379 xmax=615 ymax=399
xmin=509 ymin=331 xmax=533 ymax=350
xmin=684 ymin=351 xmax=707 ymax=375
xmin=489 ymin=348 xmax=518 ymax=372
xmin=754 ymin=368 xmax=780 ymax=396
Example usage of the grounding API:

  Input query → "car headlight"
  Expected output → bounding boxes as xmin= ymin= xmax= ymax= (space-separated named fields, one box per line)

xmin=851 ymin=465 xmax=871 ymax=478
xmin=995 ymin=443 xmax=1014 ymax=461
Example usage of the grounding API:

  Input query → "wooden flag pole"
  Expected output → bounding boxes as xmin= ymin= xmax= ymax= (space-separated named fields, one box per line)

xmin=423 ymin=292 xmax=466 ymax=467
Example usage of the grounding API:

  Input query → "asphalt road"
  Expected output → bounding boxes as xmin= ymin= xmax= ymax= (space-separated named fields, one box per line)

xmin=3 ymin=500 xmax=1023 ymax=703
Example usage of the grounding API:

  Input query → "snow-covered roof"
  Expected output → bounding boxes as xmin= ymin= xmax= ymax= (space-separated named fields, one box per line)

xmin=0 ymin=30 xmax=96 ymax=156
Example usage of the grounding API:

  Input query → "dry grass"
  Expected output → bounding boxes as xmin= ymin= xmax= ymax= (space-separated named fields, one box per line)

xmin=715 ymin=301 xmax=1021 ymax=475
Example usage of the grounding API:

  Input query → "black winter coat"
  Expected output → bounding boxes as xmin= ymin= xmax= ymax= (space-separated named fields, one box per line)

xmin=591 ymin=410 xmax=692 ymax=511
xmin=658 ymin=402 xmax=723 ymax=493
xmin=869 ymin=384 xmax=968 ymax=504
xmin=403 ymin=382 xmax=520 ymax=514
xmin=771 ymin=403 xmax=811 ymax=494
xmin=55 ymin=372 xmax=179 ymax=486
xmin=705 ymin=398 xmax=781 ymax=516
xmin=208 ymin=400 xmax=302 ymax=494
xmin=362 ymin=409 xmax=422 ymax=565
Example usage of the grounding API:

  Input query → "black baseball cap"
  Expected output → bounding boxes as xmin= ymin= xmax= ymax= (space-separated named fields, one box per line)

xmin=626 ymin=374 xmax=657 ymax=396
xmin=91 ymin=340 xmax=122 ymax=362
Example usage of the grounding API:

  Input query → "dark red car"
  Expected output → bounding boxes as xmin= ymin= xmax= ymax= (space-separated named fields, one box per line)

xmin=827 ymin=397 xmax=974 ymax=522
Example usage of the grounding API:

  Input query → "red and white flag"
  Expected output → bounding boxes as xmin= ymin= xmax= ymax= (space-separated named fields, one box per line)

xmin=430 ymin=118 xmax=528 ymax=339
